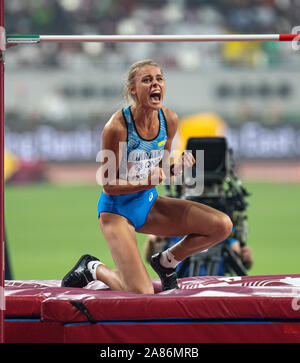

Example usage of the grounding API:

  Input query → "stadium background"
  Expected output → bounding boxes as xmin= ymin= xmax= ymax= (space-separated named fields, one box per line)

xmin=3 ymin=0 xmax=300 ymax=279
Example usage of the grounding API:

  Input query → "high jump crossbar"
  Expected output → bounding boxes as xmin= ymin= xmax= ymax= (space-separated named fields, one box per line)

xmin=5 ymin=33 xmax=300 ymax=44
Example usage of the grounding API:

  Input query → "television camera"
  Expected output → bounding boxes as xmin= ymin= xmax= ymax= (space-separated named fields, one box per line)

xmin=166 ymin=137 xmax=251 ymax=277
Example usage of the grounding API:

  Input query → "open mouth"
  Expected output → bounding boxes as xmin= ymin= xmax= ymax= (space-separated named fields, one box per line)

xmin=150 ymin=91 xmax=161 ymax=103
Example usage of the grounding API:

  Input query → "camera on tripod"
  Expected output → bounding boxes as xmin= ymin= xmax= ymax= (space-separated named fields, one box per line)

xmin=177 ymin=136 xmax=251 ymax=277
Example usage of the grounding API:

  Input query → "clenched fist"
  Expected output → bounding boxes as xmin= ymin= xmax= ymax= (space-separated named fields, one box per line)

xmin=148 ymin=166 xmax=166 ymax=186
xmin=171 ymin=151 xmax=195 ymax=176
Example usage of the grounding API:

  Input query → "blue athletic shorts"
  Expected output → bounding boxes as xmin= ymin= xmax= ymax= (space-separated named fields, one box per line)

xmin=97 ymin=187 xmax=158 ymax=231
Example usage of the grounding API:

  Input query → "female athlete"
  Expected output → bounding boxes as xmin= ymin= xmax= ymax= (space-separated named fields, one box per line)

xmin=61 ymin=60 xmax=233 ymax=294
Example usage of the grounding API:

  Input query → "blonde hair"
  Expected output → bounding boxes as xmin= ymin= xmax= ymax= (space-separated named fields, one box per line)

xmin=124 ymin=59 xmax=163 ymax=105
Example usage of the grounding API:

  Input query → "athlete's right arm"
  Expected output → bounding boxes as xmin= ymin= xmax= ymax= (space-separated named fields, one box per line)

xmin=98 ymin=111 xmax=164 ymax=195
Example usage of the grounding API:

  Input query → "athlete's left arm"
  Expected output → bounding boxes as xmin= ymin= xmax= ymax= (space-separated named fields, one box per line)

xmin=161 ymin=108 xmax=195 ymax=176
xmin=163 ymin=108 xmax=178 ymax=154
xmin=159 ymin=108 xmax=177 ymax=175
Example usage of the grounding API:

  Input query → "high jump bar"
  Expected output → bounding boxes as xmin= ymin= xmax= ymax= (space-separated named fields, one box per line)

xmin=5 ymin=33 xmax=300 ymax=44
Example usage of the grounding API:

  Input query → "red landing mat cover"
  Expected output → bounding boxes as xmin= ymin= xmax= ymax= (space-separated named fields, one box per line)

xmin=5 ymin=274 xmax=300 ymax=322
xmin=5 ymin=275 xmax=300 ymax=343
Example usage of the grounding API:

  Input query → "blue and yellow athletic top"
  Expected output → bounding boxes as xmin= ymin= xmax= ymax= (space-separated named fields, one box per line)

xmin=119 ymin=106 xmax=168 ymax=181
xmin=97 ymin=107 xmax=168 ymax=230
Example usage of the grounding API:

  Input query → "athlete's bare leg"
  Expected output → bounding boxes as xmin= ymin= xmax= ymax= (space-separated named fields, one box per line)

xmin=95 ymin=264 xmax=123 ymax=291
xmin=98 ymin=212 xmax=154 ymax=294
xmin=96 ymin=196 xmax=231 ymax=294
xmin=138 ymin=196 xmax=233 ymax=261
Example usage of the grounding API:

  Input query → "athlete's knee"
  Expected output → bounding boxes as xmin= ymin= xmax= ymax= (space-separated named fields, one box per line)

xmin=125 ymin=281 xmax=154 ymax=295
xmin=134 ymin=286 xmax=154 ymax=294
xmin=212 ymin=213 xmax=233 ymax=242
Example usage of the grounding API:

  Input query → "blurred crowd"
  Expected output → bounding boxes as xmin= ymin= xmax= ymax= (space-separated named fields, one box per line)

xmin=5 ymin=0 xmax=300 ymax=70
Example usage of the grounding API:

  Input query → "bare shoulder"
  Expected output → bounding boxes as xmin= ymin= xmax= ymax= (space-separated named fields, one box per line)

xmin=102 ymin=110 xmax=127 ymax=142
xmin=161 ymin=107 xmax=179 ymax=137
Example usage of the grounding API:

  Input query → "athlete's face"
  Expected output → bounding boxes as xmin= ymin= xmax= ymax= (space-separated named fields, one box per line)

xmin=131 ymin=65 xmax=165 ymax=110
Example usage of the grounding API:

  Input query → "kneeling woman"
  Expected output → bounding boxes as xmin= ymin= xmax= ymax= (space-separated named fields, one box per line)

xmin=62 ymin=60 xmax=232 ymax=294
